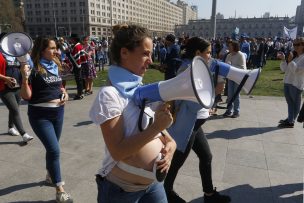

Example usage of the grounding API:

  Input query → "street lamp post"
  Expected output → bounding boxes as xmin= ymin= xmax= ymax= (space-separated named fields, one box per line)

xmin=82 ymin=7 xmax=86 ymax=36
xmin=211 ymin=0 xmax=217 ymax=39
xmin=110 ymin=0 xmax=113 ymax=28
xmin=52 ymin=0 xmax=58 ymax=37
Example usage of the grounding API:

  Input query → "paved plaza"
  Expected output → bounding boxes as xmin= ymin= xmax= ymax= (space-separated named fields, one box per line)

xmin=0 ymin=86 xmax=303 ymax=203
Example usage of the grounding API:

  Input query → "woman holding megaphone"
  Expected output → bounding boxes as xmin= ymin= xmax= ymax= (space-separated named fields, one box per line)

xmin=164 ymin=37 xmax=231 ymax=203
xmin=0 ymin=32 xmax=33 ymax=143
xmin=20 ymin=36 xmax=72 ymax=203
xmin=89 ymin=24 xmax=176 ymax=203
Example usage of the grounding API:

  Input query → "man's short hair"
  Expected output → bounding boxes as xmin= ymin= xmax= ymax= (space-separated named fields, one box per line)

xmin=165 ymin=34 xmax=175 ymax=43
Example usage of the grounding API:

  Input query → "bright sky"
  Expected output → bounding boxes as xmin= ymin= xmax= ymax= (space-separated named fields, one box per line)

xmin=172 ymin=0 xmax=301 ymax=19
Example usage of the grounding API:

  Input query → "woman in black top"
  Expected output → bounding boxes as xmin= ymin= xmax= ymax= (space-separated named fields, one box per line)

xmin=20 ymin=36 xmax=72 ymax=203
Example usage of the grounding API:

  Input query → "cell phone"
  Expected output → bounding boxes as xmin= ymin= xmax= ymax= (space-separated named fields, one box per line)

xmin=60 ymin=93 xmax=65 ymax=101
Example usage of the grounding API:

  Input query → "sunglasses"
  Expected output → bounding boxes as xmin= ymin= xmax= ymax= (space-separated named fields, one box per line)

xmin=293 ymin=43 xmax=302 ymax=47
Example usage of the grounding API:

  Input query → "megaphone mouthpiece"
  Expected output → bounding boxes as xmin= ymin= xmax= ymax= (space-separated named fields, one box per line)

xmin=210 ymin=59 xmax=261 ymax=94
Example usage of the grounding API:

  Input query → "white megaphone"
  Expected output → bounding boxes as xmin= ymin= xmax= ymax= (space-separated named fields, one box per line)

xmin=133 ymin=56 xmax=215 ymax=108
xmin=210 ymin=59 xmax=261 ymax=94
xmin=0 ymin=32 xmax=33 ymax=63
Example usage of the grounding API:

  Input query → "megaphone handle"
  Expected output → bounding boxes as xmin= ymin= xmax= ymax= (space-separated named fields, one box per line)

xmin=138 ymin=99 xmax=153 ymax=132
xmin=226 ymin=74 xmax=249 ymax=109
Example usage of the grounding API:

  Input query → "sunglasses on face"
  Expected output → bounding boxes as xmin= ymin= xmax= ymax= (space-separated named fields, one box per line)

xmin=293 ymin=43 xmax=302 ymax=47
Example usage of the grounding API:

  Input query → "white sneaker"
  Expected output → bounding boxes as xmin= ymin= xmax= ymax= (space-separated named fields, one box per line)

xmin=56 ymin=191 xmax=73 ymax=203
xmin=8 ymin=128 xmax=20 ymax=136
xmin=22 ymin=133 xmax=34 ymax=142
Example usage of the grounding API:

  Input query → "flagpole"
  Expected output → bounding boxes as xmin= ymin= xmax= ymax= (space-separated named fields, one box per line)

xmin=211 ymin=0 xmax=217 ymax=39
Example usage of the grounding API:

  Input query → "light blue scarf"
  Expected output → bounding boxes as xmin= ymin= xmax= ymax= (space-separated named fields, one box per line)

xmin=108 ymin=65 xmax=142 ymax=98
xmin=40 ymin=58 xmax=58 ymax=76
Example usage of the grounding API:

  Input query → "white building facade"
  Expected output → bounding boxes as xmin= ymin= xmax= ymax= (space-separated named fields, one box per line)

xmin=24 ymin=0 xmax=197 ymax=38
xmin=175 ymin=17 xmax=291 ymax=39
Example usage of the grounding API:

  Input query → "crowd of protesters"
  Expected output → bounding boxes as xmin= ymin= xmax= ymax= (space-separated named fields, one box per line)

xmin=1 ymin=26 xmax=304 ymax=203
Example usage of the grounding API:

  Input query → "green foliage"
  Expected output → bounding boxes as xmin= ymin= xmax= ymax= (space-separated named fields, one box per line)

xmin=0 ymin=0 xmax=24 ymax=32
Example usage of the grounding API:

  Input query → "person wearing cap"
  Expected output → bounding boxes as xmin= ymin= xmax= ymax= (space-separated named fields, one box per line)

xmin=163 ymin=34 xmax=181 ymax=80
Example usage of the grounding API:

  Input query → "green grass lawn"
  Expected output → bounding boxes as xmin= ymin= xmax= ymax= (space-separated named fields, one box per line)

xmin=70 ymin=59 xmax=285 ymax=97
xmin=250 ymin=60 xmax=284 ymax=97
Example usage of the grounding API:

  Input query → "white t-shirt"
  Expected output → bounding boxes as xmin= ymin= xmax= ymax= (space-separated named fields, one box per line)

xmin=280 ymin=53 xmax=304 ymax=90
xmin=89 ymin=86 xmax=154 ymax=177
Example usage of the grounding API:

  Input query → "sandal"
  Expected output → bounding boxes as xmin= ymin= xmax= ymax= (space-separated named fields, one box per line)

xmin=85 ymin=91 xmax=93 ymax=95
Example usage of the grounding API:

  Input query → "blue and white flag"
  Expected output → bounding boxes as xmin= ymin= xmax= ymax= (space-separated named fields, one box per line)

xmin=283 ymin=26 xmax=297 ymax=40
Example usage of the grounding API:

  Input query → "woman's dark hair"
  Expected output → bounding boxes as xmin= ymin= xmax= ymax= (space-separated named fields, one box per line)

xmin=31 ymin=36 xmax=61 ymax=74
xmin=111 ymin=24 xmax=151 ymax=64
xmin=182 ymin=37 xmax=210 ymax=59
xmin=228 ymin=40 xmax=240 ymax=52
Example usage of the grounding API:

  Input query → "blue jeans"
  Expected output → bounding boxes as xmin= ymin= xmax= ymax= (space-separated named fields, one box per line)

xmin=28 ymin=105 xmax=64 ymax=186
xmin=284 ymin=84 xmax=303 ymax=123
xmin=96 ymin=175 xmax=168 ymax=203
xmin=227 ymin=80 xmax=240 ymax=114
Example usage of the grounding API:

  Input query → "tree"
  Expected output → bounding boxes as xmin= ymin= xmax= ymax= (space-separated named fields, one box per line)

xmin=0 ymin=0 xmax=24 ymax=33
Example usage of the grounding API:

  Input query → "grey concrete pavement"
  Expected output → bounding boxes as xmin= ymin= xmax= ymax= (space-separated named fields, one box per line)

xmin=0 ymin=87 xmax=303 ymax=203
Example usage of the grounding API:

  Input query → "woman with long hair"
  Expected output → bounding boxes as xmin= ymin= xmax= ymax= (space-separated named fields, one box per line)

xmin=20 ymin=36 xmax=72 ymax=203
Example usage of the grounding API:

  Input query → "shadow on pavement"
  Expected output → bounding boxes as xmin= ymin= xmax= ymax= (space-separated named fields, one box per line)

xmin=0 ymin=141 xmax=28 ymax=146
xmin=189 ymin=183 xmax=303 ymax=203
xmin=206 ymin=126 xmax=279 ymax=139
xmin=0 ymin=181 xmax=49 ymax=196
xmin=73 ymin=120 xmax=93 ymax=127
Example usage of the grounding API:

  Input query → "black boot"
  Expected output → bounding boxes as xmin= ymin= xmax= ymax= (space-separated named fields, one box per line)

xmin=204 ymin=188 xmax=231 ymax=203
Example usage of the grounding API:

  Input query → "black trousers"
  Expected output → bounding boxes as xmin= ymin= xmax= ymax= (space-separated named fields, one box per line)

xmin=73 ymin=67 xmax=83 ymax=96
xmin=164 ymin=119 xmax=214 ymax=194
xmin=0 ymin=88 xmax=26 ymax=135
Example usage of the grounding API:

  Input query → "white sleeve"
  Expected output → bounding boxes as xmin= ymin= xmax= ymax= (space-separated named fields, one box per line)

xmin=290 ymin=55 xmax=304 ymax=74
xmin=89 ymin=86 xmax=126 ymax=125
